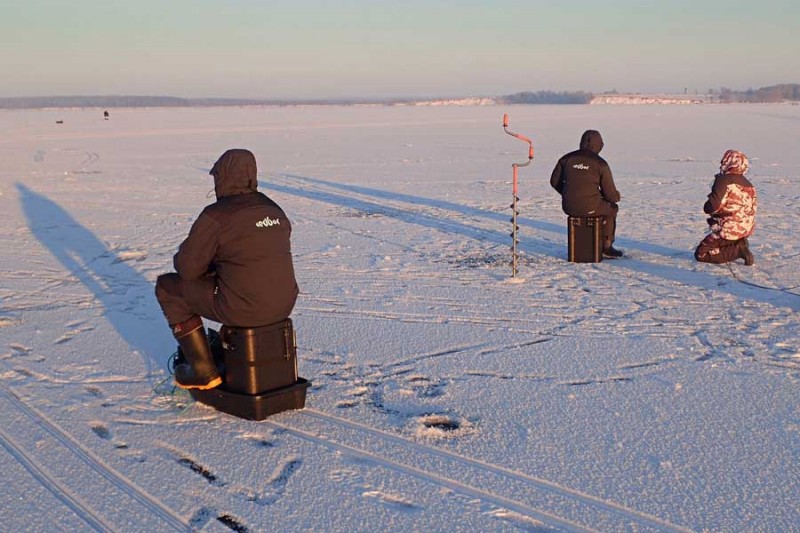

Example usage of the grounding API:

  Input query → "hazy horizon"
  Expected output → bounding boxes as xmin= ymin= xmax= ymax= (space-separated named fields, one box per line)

xmin=2 ymin=0 xmax=799 ymax=100
xmin=0 ymin=85 xmax=785 ymax=103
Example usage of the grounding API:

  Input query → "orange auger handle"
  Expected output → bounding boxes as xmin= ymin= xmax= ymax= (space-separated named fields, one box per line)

xmin=503 ymin=113 xmax=534 ymax=160
xmin=502 ymin=113 xmax=534 ymax=196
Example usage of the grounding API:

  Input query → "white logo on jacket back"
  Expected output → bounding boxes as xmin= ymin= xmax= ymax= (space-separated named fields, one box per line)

xmin=572 ymin=164 xmax=590 ymax=170
xmin=256 ymin=217 xmax=281 ymax=228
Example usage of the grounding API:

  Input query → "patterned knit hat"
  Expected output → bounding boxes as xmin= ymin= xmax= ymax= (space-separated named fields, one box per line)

xmin=719 ymin=149 xmax=749 ymax=175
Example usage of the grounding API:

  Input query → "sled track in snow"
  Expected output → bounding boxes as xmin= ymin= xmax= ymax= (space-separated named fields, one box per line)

xmin=0 ymin=428 xmax=113 ymax=532
xmin=0 ymin=384 xmax=187 ymax=531
xmin=270 ymin=408 xmax=691 ymax=533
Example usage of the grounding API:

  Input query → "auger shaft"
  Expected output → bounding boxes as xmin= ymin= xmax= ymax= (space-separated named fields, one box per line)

xmin=502 ymin=114 xmax=534 ymax=277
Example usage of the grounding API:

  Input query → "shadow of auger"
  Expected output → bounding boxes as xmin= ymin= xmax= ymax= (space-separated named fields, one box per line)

xmin=16 ymin=183 xmax=173 ymax=378
xmin=265 ymin=174 xmax=800 ymax=311
xmin=262 ymin=175 xmax=561 ymax=258
xmin=274 ymin=173 xmax=688 ymax=258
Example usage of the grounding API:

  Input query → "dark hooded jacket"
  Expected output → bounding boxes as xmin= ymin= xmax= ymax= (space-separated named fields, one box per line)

xmin=174 ymin=149 xmax=298 ymax=327
xmin=550 ymin=130 xmax=620 ymax=216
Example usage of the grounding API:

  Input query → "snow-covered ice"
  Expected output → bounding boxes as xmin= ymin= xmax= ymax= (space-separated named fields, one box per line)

xmin=1 ymin=103 xmax=799 ymax=532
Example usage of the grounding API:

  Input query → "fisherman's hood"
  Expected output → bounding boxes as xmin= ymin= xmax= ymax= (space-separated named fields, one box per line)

xmin=579 ymin=130 xmax=604 ymax=154
xmin=210 ymin=149 xmax=258 ymax=199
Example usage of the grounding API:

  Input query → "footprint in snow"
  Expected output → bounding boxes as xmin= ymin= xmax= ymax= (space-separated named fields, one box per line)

xmin=90 ymin=423 xmax=111 ymax=440
xmin=362 ymin=490 xmax=421 ymax=512
xmin=335 ymin=385 xmax=370 ymax=409
xmin=488 ymin=508 xmax=560 ymax=532
xmin=190 ymin=508 xmax=249 ymax=532
xmin=265 ymin=458 xmax=302 ymax=495
xmin=217 ymin=514 xmax=249 ymax=532
xmin=9 ymin=344 xmax=32 ymax=355
xmin=90 ymin=422 xmax=129 ymax=450
xmin=329 ymin=462 xmax=423 ymax=513
xmin=178 ymin=456 xmax=226 ymax=487
xmin=54 ymin=331 xmax=79 ymax=344
xmin=112 ymin=250 xmax=148 ymax=263
xmin=85 ymin=386 xmax=103 ymax=397
xmin=237 ymin=433 xmax=276 ymax=449
xmin=238 ymin=457 xmax=302 ymax=506
xmin=0 ymin=317 xmax=19 ymax=328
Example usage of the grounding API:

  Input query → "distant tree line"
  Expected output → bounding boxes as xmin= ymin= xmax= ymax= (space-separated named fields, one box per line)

xmin=713 ymin=84 xmax=800 ymax=103
xmin=2 ymin=85 xmax=797 ymax=109
xmin=0 ymin=95 xmax=195 ymax=109
xmin=0 ymin=95 xmax=377 ymax=109
xmin=500 ymin=91 xmax=594 ymax=104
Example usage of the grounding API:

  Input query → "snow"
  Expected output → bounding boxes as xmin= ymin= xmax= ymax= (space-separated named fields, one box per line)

xmin=1 ymin=103 xmax=799 ymax=532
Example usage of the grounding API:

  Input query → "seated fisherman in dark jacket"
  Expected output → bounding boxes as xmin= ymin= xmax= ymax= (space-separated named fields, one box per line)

xmin=550 ymin=130 xmax=623 ymax=258
xmin=155 ymin=149 xmax=299 ymax=390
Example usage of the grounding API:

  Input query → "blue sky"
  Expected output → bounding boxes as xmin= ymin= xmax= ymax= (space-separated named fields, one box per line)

xmin=2 ymin=0 xmax=798 ymax=99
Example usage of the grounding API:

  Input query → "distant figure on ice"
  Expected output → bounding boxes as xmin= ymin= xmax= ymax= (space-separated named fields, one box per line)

xmin=694 ymin=149 xmax=757 ymax=266
xmin=103 ymin=110 xmax=110 ymax=120
xmin=550 ymin=130 xmax=623 ymax=258
xmin=155 ymin=149 xmax=299 ymax=389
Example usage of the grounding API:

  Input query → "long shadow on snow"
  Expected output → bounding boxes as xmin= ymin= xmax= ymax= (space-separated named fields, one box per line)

xmin=17 ymin=183 xmax=171 ymax=378
xmin=269 ymin=175 xmax=800 ymax=311
xmin=614 ymin=256 xmax=800 ymax=311
xmin=278 ymin=173 xmax=684 ymax=259
xmin=264 ymin=179 xmax=560 ymax=257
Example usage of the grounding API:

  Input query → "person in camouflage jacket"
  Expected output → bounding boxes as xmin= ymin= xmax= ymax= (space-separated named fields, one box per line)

xmin=694 ymin=149 xmax=757 ymax=266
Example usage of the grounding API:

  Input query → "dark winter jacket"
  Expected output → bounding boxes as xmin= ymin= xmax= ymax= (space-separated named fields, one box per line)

xmin=550 ymin=130 xmax=620 ymax=216
xmin=174 ymin=149 xmax=299 ymax=327
xmin=703 ymin=172 xmax=757 ymax=240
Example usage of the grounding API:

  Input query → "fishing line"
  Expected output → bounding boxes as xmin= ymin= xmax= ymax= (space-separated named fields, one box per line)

xmin=726 ymin=263 xmax=800 ymax=295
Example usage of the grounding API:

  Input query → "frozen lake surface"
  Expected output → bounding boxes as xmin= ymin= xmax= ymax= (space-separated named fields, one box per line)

xmin=1 ymin=103 xmax=799 ymax=531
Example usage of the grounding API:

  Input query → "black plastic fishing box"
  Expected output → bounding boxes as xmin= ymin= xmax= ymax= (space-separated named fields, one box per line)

xmin=567 ymin=216 xmax=603 ymax=263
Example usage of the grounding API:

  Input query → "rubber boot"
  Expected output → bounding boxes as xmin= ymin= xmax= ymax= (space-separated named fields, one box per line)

xmin=738 ymin=238 xmax=754 ymax=266
xmin=172 ymin=317 xmax=222 ymax=390
xmin=171 ymin=328 xmax=225 ymax=374
xmin=603 ymin=240 xmax=624 ymax=258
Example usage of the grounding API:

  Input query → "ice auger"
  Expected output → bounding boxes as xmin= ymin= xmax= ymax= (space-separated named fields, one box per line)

xmin=502 ymin=114 xmax=534 ymax=277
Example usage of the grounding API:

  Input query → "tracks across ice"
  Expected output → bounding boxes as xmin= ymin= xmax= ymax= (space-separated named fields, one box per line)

xmin=268 ymin=408 xmax=691 ymax=533
xmin=0 ymin=384 xmax=187 ymax=531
